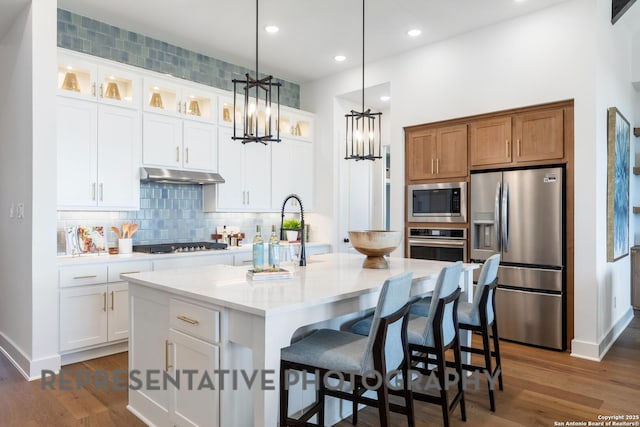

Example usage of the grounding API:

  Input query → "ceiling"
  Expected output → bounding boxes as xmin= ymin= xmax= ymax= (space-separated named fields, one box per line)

xmin=56 ymin=0 xmax=573 ymax=83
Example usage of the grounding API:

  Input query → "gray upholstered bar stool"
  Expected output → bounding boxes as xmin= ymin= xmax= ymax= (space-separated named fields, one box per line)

xmin=405 ymin=261 xmax=466 ymax=427
xmin=279 ymin=272 xmax=417 ymax=427
xmin=456 ymin=253 xmax=503 ymax=411
xmin=351 ymin=262 xmax=466 ymax=427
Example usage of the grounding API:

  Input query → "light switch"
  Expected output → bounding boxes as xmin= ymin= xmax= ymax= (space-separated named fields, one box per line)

xmin=16 ymin=203 xmax=24 ymax=219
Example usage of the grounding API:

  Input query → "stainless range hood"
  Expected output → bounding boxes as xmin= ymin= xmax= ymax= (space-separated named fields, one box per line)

xmin=140 ymin=167 xmax=225 ymax=185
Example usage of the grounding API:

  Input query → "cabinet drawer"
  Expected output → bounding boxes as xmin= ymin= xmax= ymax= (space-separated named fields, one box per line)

xmin=169 ymin=299 xmax=220 ymax=344
xmin=108 ymin=261 xmax=152 ymax=282
xmin=59 ymin=265 xmax=108 ymax=287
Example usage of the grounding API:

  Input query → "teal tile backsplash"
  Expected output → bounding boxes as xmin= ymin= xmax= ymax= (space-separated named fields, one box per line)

xmin=57 ymin=8 xmax=300 ymax=109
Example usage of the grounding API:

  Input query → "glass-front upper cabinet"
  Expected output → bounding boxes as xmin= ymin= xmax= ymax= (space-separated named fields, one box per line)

xmin=58 ymin=52 xmax=140 ymax=108
xmin=219 ymin=96 xmax=244 ymax=128
xmin=96 ymin=66 xmax=139 ymax=108
xmin=57 ymin=55 xmax=97 ymax=100
xmin=143 ymin=77 xmax=216 ymax=123
xmin=278 ymin=108 xmax=314 ymax=141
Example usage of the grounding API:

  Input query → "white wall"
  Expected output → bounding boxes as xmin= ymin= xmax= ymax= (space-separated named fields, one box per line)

xmin=30 ymin=0 xmax=59 ymax=377
xmin=0 ymin=0 xmax=58 ymax=378
xmin=302 ymin=0 xmax=639 ymax=359
xmin=0 ymin=2 xmax=35 ymax=375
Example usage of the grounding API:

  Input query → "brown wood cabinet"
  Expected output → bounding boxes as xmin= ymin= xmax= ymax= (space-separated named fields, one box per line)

xmin=513 ymin=108 xmax=564 ymax=163
xmin=406 ymin=124 xmax=467 ymax=181
xmin=468 ymin=107 xmax=565 ymax=169
xmin=469 ymin=117 xmax=512 ymax=167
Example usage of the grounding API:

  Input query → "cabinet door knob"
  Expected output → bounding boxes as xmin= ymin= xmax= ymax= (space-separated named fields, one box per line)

xmin=92 ymin=82 xmax=96 ymax=97
xmin=185 ymin=147 xmax=189 ymax=164
xmin=436 ymin=158 xmax=439 ymax=174
xmin=99 ymin=83 xmax=104 ymax=98
xmin=99 ymin=183 xmax=104 ymax=201
xmin=177 ymin=102 xmax=181 ymax=113
xmin=103 ymin=292 xmax=107 ymax=312
xmin=111 ymin=291 xmax=115 ymax=311
xmin=517 ymin=139 xmax=521 ymax=157
xmin=92 ymin=183 xmax=96 ymax=201
xmin=431 ymin=158 xmax=434 ymax=175
xmin=176 ymin=146 xmax=180 ymax=163
xmin=505 ymin=139 xmax=510 ymax=158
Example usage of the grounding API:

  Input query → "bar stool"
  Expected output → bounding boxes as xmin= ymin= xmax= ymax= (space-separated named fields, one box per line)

xmin=406 ymin=261 xmax=466 ymax=427
xmin=351 ymin=263 xmax=466 ymax=427
xmin=279 ymin=272 xmax=417 ymax=427
xmin=456 ymin=253 xmax=503 ymax=411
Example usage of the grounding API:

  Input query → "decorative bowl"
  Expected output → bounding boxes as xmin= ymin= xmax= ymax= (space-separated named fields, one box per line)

xmin=348 ymin=230 xmax=402 ymax=269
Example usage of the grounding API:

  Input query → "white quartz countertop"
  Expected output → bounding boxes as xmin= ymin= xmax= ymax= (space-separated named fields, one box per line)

xmin=122 ymin=252 xmax=478 ymax=317
xmin=56 ymin=242 xmax=330 ymax=266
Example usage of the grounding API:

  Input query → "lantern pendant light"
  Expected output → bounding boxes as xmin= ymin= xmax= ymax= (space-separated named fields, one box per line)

xmin=232 ymin=0 xmax=281 ymax=145
xmin=345 ymin=0 xmax=382 ymax=161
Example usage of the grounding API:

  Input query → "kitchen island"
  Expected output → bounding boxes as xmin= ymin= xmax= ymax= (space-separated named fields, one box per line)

xmin=123 ymin=252 xmax=478 ymax=427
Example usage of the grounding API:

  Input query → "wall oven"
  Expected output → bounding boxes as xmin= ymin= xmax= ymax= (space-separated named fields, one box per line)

xmin=408 ymin=182 xmax=467 ymax=223
xmin=408 ymin=227 xmax=468 ymax=262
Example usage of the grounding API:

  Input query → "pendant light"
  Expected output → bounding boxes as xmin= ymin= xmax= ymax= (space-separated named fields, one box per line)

xmin=232 ymin=0 xmax=281 ymax=145
xmin=345 ymin=0 xmax=382 ymax=161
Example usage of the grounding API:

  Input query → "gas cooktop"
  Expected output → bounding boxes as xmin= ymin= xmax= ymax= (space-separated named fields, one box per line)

xmin=132 ymin=242 xmax=228 ymax=254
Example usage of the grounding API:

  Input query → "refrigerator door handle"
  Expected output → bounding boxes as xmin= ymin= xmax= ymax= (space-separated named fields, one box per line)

xmin=502 ymin=181 xmax=509 ymax=251
xmin=494 ymin=181 xmax=501 ymax=252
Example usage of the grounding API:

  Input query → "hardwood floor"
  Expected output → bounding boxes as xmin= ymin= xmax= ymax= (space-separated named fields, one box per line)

xmin=1 ymin=312 xmax=638 ymax=426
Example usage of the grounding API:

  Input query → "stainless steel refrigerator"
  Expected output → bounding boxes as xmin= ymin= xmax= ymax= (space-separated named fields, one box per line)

xmin=470 ymin=167 xmax=565 ymax=350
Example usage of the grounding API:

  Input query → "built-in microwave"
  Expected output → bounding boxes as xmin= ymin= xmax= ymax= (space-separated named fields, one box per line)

xmin=407 ymin=182 xmax=467 ymax=223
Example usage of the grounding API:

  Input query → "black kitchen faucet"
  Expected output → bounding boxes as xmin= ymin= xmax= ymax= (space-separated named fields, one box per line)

xmin=280 ymin=194 xmax=306 ymax=267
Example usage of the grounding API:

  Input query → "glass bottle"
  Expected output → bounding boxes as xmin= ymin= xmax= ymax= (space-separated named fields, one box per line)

xmin=268 ymin=225 xmax=280 ymax=271
xmin=221 ymin=225 xmax=228 ymax=245
xmin=252 ymin=225 xmax=264 ymax=272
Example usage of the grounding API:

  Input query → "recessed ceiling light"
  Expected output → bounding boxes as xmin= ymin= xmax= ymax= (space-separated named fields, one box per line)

xmin=380 ymin=95 xmax=391 ymax=102
xmin=407 ymin=29 xmax=422 ymax=37
xmin=334 ymin=55 xmax=347 ymax=62
xmin=265 ymin=25 xmax=279 ymax=33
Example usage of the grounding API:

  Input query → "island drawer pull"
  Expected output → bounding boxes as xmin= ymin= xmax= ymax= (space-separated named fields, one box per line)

xmin=177 ymin=315 xmax=199 ymax=325
xmin=73 ymin=275 xmax=97 ymax=280
xmin=120 ymin=271 xmax=140 ymax=275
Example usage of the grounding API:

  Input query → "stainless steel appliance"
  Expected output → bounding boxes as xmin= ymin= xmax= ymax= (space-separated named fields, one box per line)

xmin=470 ymin=167 xmax=565 ymax=350
xmin=408 ymin=227 xmax=468 ymax=262
xmin=133 ymin=242 xmax=228 ymax=254
xmin=408 ymin=182 xmax=467 ymax=223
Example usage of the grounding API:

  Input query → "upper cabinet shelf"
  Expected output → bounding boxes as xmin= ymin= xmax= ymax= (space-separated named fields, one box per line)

xmin=143 ymin=77 xmax=217 ymax=123
xmin=58 ymin=53 xmax=140 ymax=109
xmin=218 ymin=96 xmax=314 ymax=141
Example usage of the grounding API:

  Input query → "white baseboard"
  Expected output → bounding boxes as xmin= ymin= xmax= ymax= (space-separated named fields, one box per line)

xmin=60 ymin=341 xmax=128 ymax=366
xmin=571 ymin=306 xmax=634 ymax=361
xmin=0 ymin=332 xmax=61 ymax=380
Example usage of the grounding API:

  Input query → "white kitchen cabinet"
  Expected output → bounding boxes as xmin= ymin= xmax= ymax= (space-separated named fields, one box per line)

xmin=217 ymin=127 xmax=271 ymax=211
xmin=60 ymin=284 xmax=109 ymax=351
xmin=59 ymin=261 xmax=151 ymax=355
xmin=142 ymin=112 xmax=217 ymax=172
xmin=143 ymin=77 xmax=217 ymax=124
xmin=57 ymin=94 xmax=140 ymax=210
xmin=168 ymin=328 xmax=220 ymax=427
xmin=59 ymin=282 xmax=128 ymax=352
xmin=271 ymin=137 xmax=313 ymax=212
xmin=129 ymin=287 xmax=223 ymax=427
xmin=58 ymin=51 xmax=140 ymax=108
